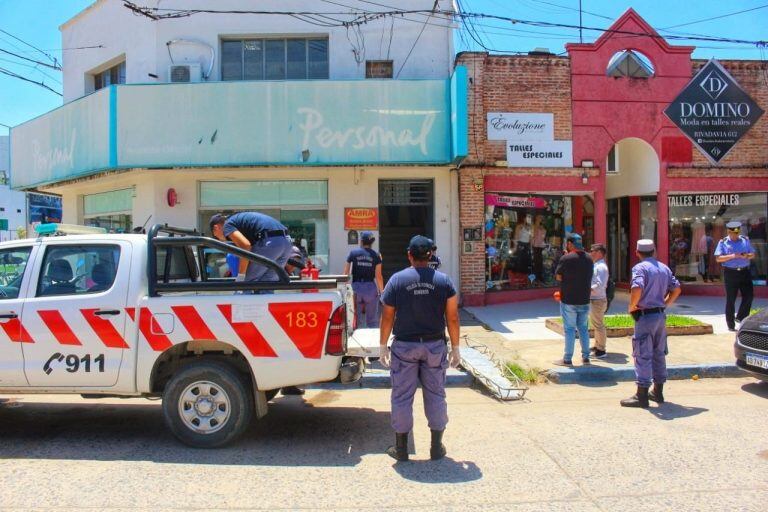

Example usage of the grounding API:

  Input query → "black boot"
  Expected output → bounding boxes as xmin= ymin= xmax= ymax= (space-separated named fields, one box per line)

xmin=649 ymin=383 xmax=664 ymax=403
xmin=620 ymin=386 xmax=650 ymax=408
xmin=386 ymin=432 xmax=409 ymax=461
xmin=430 ymin=429 xmax=447 ymax=460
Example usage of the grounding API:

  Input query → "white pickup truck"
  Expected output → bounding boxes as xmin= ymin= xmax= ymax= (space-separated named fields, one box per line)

xmin=0 ymin=224 xmax=364 ymax=447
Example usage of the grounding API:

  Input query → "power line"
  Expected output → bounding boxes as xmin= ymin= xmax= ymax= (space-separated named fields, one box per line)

xmin=663 ymin=4 xmax=768 ymax=30
xmin=0 ymin=56 xmax=62 ymax=84
xmin=0 ymin=67 xmax=62 ymax=96
xmin=0 ymin=28 xmax=56 ymax=64
xmin=0 ymin=48 xmax=61 ymax=70
xmin=395 ymin=0 xmax=438 ymax=78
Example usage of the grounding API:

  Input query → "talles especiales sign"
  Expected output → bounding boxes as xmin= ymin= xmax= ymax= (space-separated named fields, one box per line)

xmin=344 ymin=208 xmax=378 ymax=230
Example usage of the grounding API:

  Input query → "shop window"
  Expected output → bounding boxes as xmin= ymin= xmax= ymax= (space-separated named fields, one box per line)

xmin=222 ymin=37 xmax=329 ymax=81
xmin=668 ymin=193 xmax=767 ymax=285
xmin=199 ymin=181 xmax=329 ymax=270
xmin=83 ymin=188 xmax=134 ymax=233
xmin=607 ymin=50 xmax=654 ymax=78
xmin=484 ymin=193 xmax=593 ymax=292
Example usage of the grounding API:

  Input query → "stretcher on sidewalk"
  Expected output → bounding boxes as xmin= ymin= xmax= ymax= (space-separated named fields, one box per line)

xmin=347 ymin=329 xmax=528 ymax=401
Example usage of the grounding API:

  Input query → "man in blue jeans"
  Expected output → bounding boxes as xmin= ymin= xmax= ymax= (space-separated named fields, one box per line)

xmin=554 ymin=233 xmax=594 ymax=366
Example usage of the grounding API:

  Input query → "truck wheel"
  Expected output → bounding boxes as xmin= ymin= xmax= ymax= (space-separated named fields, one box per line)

xmin=162 ymin=360 xmax=253 ymax=448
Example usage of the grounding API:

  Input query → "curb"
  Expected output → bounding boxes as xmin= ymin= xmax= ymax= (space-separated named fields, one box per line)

xmin=544 ymin=362 xmax=746 ymax=384
xmin=309 ymin=369 xmax=474 ymax=390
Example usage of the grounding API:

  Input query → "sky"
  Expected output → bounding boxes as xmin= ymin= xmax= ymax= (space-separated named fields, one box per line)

xmin=0 ymin=0 xmax=765 ymax=134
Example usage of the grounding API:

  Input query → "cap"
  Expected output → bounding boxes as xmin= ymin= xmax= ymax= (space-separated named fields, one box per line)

xmin=209 ymin=213 xmax=227 ymax=233
xmin=726 ymin=221 xmax=742 ymax=230
xmin=361 ymin=231 xmax=375 ymax=244
xmin=566 ymin=233 xmax=583 ymax=249
xmin=590 ymin=243 xmax=606 ymax=253
xmin=408 ymin=235 xmax=434 ymax=258
xmin=286 ymin=245 xmax=306 ymax=269
xmin=637 ymin=239 xmax=656 ymax=252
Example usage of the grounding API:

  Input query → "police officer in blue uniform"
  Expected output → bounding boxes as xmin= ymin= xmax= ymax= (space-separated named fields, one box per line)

xmin=622 ymin=239 xmax=681 ymax=408
xmin=343 ymin=232 xmax=384 ymax=328
xmin=209 ymin=212 xmax=293 ymax=282
xmin=714 ymin=221 xmax=755 ymax=331
xmin=379 ymin=236 xmax=461 ymax=461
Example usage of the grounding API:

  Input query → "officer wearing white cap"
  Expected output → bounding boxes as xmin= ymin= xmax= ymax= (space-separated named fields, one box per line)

xmin=714 ymin=221 xmax=755 ymax=331
xmin=622 ymin=239 xmax=681 ymax=408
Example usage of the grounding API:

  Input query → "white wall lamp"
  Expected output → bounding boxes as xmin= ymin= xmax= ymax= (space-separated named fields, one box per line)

xmin=581 ymin=160 xmax=595 ymax=168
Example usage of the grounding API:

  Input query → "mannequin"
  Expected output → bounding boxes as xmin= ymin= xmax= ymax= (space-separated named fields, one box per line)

xmin=532 ymin=214 xmax=546 ymax=282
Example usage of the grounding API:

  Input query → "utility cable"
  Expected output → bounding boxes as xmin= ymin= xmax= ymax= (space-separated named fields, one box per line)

xmin=663 ymin=4 xmax=768 ymax=30
xmin=0 ymin=66 xmax=62 ymax=95
xmin=0 ymin=28 xmax=57 ymax=64
xmin=0 ymin=48 xmax=61 ymax=70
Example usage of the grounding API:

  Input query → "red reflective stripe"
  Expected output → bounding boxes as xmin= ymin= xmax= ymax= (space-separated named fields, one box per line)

xmin=216 ymin=304 xmax=277 ymax=358
xmin=172 ymin=305 xmax=216 ymax=340
xmin=80 ymin=309 xmax=130 ymax=349
xmin=0 ymin=318 xmax=34 ymax=343
xmin=38 ymin=310 xmax=82 ymax=346
xmin=138 ymin=308 xmax=172 ymax=351
xmin=269 ymin=302 xmax=332 ymax=359
xmin=125 ymin=308 xmax=135 ymax=321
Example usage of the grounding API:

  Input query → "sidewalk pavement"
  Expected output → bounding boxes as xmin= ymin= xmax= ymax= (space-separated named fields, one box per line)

xmin=463 ymin=291 xmax=767 ymax=384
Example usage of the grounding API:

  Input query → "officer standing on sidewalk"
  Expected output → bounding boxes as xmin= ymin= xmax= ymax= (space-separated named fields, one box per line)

xmin=714 ymin=221 xmax=755 ymax=331
xmin=379 ymin=236 xmax=461 ymax=462
xmin=622 ymin=239 xmax=681 ymax=408
xmin=343 ymin=232 xmax=384 ymax=328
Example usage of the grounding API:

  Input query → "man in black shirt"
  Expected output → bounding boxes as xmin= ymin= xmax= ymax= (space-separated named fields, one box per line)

xmin=554 ymin=233 xmax=594 ymax=366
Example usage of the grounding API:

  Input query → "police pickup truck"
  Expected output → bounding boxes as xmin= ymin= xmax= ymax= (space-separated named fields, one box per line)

xmin=0 ymin=224 xmax=361 ymax=447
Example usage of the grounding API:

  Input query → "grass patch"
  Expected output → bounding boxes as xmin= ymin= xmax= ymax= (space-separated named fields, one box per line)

xmin=551 ymin=314 xmax=704 ymax=328
xmin=504 ymin=361 xmax=543 ymax=385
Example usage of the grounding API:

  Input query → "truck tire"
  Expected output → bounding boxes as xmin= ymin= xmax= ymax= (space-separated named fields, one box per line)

xmin=162 ymin=360 xmax=253 ymax=448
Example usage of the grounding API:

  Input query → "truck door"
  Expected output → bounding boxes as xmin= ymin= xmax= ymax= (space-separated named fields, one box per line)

xmin=0 ymin=244 xmax=35 ymax=386
xmin=21 ymin=241 xmax=131 ymax=387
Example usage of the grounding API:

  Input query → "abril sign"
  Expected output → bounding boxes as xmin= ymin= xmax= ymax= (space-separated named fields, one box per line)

xmin=664 ymin=59 xmax=764 ymax=164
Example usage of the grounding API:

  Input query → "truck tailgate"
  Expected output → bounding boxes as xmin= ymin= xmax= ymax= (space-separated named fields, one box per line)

xmin=347 ymin=328 xmax=381 ymax=358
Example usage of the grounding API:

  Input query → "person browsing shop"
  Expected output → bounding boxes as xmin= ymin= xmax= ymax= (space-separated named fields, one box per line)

xmin=343 ymin=232 xmax=384 ymax=328
xmin=379 ymin=236 xmax=460 ymax=462
xmin=209 ymin=212 xmax=293 ymax=283
xmin=715 ymin=221 xmax=755 ymax=331
xmin=553 ymin=233 xmax=593 ymax=367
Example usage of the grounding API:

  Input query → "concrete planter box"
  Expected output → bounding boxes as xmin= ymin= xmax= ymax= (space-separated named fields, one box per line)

xmin=544 ymin=318 xmax=713 ymax=337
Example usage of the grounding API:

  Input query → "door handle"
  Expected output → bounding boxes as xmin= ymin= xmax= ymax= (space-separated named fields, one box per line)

xmin=0 ymin=313 xmax=18 ymax=319
xmin=94 ymin=309 xmax=121 ymax=316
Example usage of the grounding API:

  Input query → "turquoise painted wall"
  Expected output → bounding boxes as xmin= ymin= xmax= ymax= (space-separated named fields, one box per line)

xmin=11 ymin=69 xmax=468 ymax=189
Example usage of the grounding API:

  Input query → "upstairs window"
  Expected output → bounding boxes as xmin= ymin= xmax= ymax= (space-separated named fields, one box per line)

xmin=607 ymin=50 xmax=654 ymax=78
xmin=222 ymin=38 xmax=329 ymax=81
xmin=94 ymin=61 xmax=126 ymax=91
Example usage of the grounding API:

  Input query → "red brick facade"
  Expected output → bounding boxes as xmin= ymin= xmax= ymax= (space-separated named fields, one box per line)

xmin=456 ymin=9 xmax=768 ymax=305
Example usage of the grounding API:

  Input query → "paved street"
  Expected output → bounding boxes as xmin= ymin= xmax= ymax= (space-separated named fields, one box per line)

xmin=1 ymin=378 xmax=766 ymax=511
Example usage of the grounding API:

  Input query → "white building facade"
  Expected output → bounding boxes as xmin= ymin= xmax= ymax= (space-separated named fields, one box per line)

xmin=11 ymin=0 xmax=467 ymax=280
xmin=0 ymin=136 xmax=27 ymax=241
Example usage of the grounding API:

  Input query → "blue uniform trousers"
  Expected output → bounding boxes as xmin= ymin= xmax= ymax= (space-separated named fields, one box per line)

xmin=245 ymin=235 xmax=293 ymax=282
xmin=632 ymin=312 xmax=668 ymax=388
xmin=389 ymin=339 xmax=448 ymax=434
xmin=352 ymin=281 xmax=379 ymax=328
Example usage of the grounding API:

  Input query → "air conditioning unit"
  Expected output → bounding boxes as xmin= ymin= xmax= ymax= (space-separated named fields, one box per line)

xmin=169 ymin=63 xmax=202 ymax=83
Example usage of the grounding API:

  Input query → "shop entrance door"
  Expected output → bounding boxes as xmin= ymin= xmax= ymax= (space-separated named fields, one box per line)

xmin=378 ymin=180 xmax=434 ymax=280
xmin=607 ymin=197 xmax=631 ymax=283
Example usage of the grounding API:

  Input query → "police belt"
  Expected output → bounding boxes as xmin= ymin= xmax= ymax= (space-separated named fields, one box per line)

xmin=395 ymin=333 xmax=446 ymax=343
xmin=724 ymin=266 xmax=750 ymax=272
xmin=630 ymin=307 xmax=664 ymax=321
xmin=255 ymin=229 xmax=288 ymax=241
xmin=352 ymin=278 xmax=375 ymax=283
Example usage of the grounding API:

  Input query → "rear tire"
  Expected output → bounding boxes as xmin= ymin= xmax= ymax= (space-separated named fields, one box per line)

xmin=162 ymin=360 xmax=253 ymax=448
